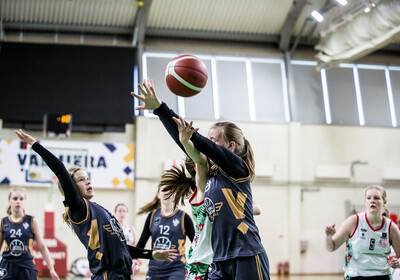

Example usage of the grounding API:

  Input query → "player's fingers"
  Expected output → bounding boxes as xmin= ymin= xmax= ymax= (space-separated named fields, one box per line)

xmin=137 ymin=84 xmax=148 ymax=95
xmin=142 ymin=83 xmax=152 ymax=95
xmin=131 ymin=92 xmax=144 ymax=100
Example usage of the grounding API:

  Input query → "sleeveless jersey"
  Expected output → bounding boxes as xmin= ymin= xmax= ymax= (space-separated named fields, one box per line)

xmin=1 ymin=215 xmax=36 ymax=270
xmin=187 ymin=188 xmax=213 ymax=265
xmin=344 ymin=212 xmax=392 ymax=277
xmin=204 ymin=165 xmax=265 ymax=261
xmin=70 ymin=199 xmax=132 ymax=276
xmin=122 ymin=224 xmax=135 ymax=245
xmin=147 ymin=208 xmax=188 ymax=277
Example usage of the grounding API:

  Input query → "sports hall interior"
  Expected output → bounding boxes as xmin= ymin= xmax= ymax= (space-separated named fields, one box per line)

xmin=1 ymin=0 xmax=400 ymax=278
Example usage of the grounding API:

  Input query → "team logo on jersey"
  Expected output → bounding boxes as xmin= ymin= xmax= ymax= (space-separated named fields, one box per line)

xmin=9 ymin=239 xmax=26 ymax=256
xmin=3 ymin=223 xmax=10 ymax=231
xmin=0 ymin=268 xmax=8 ymax=279
xmin=381 ymin=232 xmax=387 ymax=239
xmin=360 ymin=232 xmax=366 ymax=239
xmin=153 ymin=217 xmax=161 ymax=226
xmin=109 ymin=218 xmax=126 ymax=242
xmin=23 ymin=222 xmax=30 ymax=230
xmin=379 ymin=239 xmax=388 ymax=247
xmin=153 ymin=236 xmax=171 ymax=250
xmin=204 ymin=198 xmax=223 ymax=222
xmin=172 ymin=218 xmax=180 ymax=227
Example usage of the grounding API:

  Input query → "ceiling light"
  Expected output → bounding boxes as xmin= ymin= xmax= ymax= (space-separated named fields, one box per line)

xmin=311 ymin=10 xmax=324 ymax=22
xmin=364 ymin=7 xmax=371 ymax=13
xmin=336 ymin=0 xmax=348 ymax=6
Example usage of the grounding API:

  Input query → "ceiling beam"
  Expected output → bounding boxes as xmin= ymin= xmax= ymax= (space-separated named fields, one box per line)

xmin=132 ymin=0 xmax=153 ymax=47
xmin=3 ymin=22 xmax=132 ymax=35
xmin=146 ymin=28 xmax=279 ymax=44
xmin=279 ymin=0 xmax=307 ymax=51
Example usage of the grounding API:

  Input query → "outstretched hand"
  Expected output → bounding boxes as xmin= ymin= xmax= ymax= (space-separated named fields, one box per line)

xmin=325 ymin=224 xmax=336 ymax=237
xmin=131 ymin=77 xmax=162 ymax=111
xmin=14 ymin=129 xmax=37 ymax=146
xmin=152 ymin=249 xmax=179 ymax=262
xmin=173 ymin=116 xmax=199 ymax=147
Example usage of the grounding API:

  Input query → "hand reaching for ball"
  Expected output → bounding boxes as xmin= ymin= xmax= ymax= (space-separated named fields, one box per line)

xmin=132 ymin=78 xmax=162 ymax=111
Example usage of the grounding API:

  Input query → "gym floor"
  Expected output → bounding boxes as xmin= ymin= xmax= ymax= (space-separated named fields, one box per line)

xmin=39 ymin=274 xmax=345 ymax=280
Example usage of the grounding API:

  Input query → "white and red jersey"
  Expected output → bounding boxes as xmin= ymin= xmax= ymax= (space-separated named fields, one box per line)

xmin=344 ymin=212 xmax=392 ymax=278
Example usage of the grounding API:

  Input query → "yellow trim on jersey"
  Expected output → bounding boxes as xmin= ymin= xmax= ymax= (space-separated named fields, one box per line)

xmin=221 ymin=189 xmax=247 ymax=219
xmin=255 ymin=254 xmax=263 ymax=280
xmin=149 ymin=209 xmax=157 ymax=232
xmin=96 ymin=251 xmax=103 ymax=260
xmin=87 ymin=219 xmax=100 ymax=250
xmin=70 ymin=198 xmax=90 ymax=225
xmin=29 ymin=238 xmax=35 ymax=264
xmin=237 ymin=222 xmax=249 ymax=234
xmin=181 ymin=212 xmax=186 ymax=235
xmin=31 ymin=215 xmax=35 ymax=235
xmin=218 ymin=166 xmax=250 ymax=183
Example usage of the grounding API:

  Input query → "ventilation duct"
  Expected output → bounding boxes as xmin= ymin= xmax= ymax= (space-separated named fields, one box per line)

xmin=315 ymin=0 xmax=400 ymax=69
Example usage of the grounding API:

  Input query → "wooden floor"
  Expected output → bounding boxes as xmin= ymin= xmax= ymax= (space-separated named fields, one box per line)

xmin=40 ymin=274 xmax=345 ymax=280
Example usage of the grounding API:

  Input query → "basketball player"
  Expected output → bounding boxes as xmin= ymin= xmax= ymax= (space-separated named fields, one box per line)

xmin=136 ymin=168 xmax=195 ymax=280
xmin=0 ymin=187 xmax=59 ymax=280
xmin=132 ymin=78 xmax=270 ymax=280
xmin=14 ymin=129 xmax=178 ymax=280
xmin=115 ymin=203 xmax=142 ymax=276
xmin=325 ymin=185 xmax=400 ymax=279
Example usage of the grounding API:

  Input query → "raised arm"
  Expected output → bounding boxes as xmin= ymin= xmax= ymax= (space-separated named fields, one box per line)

xmin=14 ymin=130 xmax=86 ymax=221
xmin=325 ymin=214 xmax=357 ymax=252
xmin=173 ymin=117 xmax=208 ymax=199
xmin=132 ymin=78 xmax=248 ymax=179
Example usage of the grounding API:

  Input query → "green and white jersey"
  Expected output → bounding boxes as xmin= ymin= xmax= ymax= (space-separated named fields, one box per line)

xmin=344 ymin=212 xmax=392 ymax=278
xmin=187 ymin=187 xmax=213 ymax=265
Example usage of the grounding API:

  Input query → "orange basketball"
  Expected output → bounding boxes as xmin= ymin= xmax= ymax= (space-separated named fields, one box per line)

xmin=165 ymin=54 xmax=208 ymax=97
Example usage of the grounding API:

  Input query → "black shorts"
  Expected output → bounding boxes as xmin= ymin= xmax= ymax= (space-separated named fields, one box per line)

xmin=91 ymin=270 xmax=131 ymax=280
xmin=0 ymin=259 xmax=38 ymax=280
xmin=208 ymin=252 xmax=270 ymax=280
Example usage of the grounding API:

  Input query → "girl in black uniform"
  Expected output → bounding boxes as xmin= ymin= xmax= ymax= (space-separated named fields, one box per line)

xmin=14 ymin=129 xmax=178 ymax=280
xmin=136 ymin=168 xmax=195 ymax=280
xmin=0 ymin=187 xmax=59 ymax=280
xmin=132 ymin=78 xmax=270 ymax=280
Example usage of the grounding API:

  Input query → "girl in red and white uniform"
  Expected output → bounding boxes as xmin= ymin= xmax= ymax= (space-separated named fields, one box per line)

xmin=325 ymin=185 xmax=400 ymax=280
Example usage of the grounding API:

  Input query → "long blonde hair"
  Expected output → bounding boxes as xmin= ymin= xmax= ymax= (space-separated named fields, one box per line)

xmin=211 ymin=122 xmax=255 ymax=181
xmin=58 ymin=165 xmax=84 ymax=230
xmin=7 ymin=187 xmax=27 ymax=215
xmin=365 ymin=185 xmax=389 ymax=217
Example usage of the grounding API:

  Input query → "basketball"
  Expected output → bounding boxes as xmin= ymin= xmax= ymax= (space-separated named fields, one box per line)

xmin=165 ymin=54 xmax=208 ymax=97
